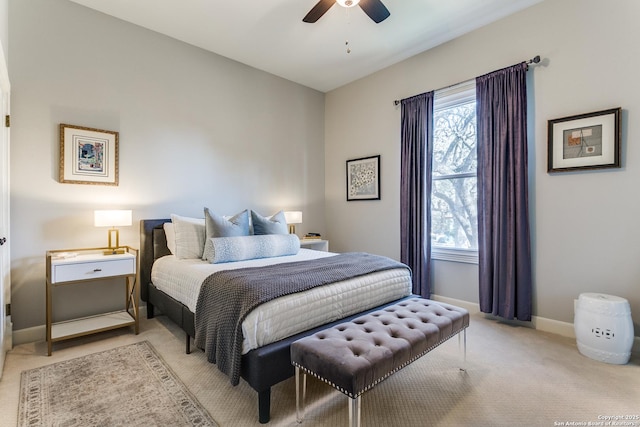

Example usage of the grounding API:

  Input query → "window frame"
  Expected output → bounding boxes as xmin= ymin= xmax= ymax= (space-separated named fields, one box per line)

xmin=430 ymin=80 xmax=478 ymax=264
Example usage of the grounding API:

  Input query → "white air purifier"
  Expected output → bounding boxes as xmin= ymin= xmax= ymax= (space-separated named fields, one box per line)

xmin=574 ymin=293 xmax=634 ymax=364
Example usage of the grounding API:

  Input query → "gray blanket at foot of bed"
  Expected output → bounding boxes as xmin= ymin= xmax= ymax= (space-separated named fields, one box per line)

xmin=194 ymin=252 xmax=411 ymax=385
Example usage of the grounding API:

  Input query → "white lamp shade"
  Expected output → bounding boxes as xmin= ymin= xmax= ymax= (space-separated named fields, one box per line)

xmin=284 ymin=211 xmax=302 ymax=224
xmin=94 ymin=210 xmax=132 ymax=227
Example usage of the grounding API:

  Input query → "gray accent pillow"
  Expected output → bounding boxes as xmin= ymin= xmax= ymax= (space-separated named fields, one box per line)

xmin=251 ymin=210 xmax=288 ymax=235
xmin=203 ymin=208 xmax=250 ymax=261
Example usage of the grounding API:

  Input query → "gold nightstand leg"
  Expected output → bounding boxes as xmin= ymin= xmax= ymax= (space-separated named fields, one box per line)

xmin=125 ymin=275 xmax=139 ymax=334
xmin=46 ymin=278 xmax=52 ymax=356
xmin=132 ymin=275 xmax=139 ymax=334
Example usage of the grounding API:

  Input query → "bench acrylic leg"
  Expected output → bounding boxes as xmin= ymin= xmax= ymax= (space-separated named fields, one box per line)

xmin=349 ymin=395 xmax=361 ymax=427
xmin=458 ymin=328 xmax=467 ymax=371
xmin=296 ymin=367 xmax=306 ymax=423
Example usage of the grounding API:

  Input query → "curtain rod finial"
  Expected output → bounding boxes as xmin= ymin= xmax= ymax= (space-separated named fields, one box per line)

xmin=527 ymin=55 xmax=541 ymax=65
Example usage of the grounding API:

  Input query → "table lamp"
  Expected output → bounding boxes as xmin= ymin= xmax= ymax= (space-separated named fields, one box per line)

xmin=284 ymin=211 xmax=302 ymax=235
xmin=94 ymin=210 xmax=132 ymax=255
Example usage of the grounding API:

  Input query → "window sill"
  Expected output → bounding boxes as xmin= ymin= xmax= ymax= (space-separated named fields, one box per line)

xmin=431 ymin=247 xmax=478 ymax=264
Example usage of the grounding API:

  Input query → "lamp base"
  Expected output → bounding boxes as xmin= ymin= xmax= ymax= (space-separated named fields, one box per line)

xmin=103 ymin=229 xmax=125 ymax=255
xmin=103 ymin=247 xmax=126 ymax=255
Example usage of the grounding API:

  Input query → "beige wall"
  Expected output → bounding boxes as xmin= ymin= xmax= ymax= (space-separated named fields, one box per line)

xmin=9 ymin=0 xmax=640 ymax=339
xmin=325 ymin=0 xmax=640 ymax=332
xmin=9 ymin=0 xmax=325 ymax=333
xmin=0 ymin=0 xmax=7 ymax=58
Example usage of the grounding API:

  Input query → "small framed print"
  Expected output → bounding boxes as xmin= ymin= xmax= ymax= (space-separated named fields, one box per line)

xmin=547 ymin=108 xmax=621 ymax=173
xmin=59 ymin=124 xmax=119 ymax=185
xmin=346 ymin=155 xmax=380 ymax=201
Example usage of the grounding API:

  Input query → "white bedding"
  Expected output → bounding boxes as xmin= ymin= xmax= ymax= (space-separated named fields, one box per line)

xmin=151 ymin=249 xmax=412 ymax=353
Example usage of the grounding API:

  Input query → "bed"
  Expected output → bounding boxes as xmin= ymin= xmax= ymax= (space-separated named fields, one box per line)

xmin=140 ymin=217 xmax=413 ymax=423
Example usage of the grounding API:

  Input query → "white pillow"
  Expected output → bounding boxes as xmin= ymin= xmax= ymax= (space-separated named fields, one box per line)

xmin=163 ymin=222 xmax=176 ymax=255
xmin=170 ymin=214 xmax=206 ymax=259
xmin=208 ymin=234 xmax=300 ymax=264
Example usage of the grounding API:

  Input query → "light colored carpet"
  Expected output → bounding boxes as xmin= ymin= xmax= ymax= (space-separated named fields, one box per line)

xmin=1 ymin=313 xmax=638 ymax=427
xmin=17 ymin=341 xmax=217 ymax=427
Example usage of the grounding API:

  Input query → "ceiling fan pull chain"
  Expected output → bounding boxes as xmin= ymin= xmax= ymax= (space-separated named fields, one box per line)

xmin=345 ymin=7 xmax=352 ymax=54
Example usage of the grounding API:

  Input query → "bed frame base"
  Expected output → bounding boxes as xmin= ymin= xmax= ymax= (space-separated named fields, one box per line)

xmin=147 ymin=291 xmax=413 ymax=423
xmin=140 ymin=219 xmax=411 ymax=423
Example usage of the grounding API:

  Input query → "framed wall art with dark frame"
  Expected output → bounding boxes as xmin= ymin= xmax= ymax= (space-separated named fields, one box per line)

xmin=547 ymin=107 xmax=621 ymax=173
xmin=59 ymin=124 xmax=119 ymax=185
xmin=346 ymin=155 xmax=380 ymax=201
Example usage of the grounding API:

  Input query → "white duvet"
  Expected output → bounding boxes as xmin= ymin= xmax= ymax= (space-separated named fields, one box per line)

xmin=151 ymin=248 xmax=412 ymax=353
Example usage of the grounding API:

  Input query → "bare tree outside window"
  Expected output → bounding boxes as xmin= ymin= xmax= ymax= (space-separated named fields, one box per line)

xmin=431 ymin=100 xmax=478 ymax=250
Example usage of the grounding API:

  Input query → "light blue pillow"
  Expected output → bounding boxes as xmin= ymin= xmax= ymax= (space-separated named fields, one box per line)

xmin=251 ymin=210 xmax=288 ymax=235
xmin=203 ymin=208 xmax=250 ymax=261
xmin=208 ymin=234 xmax=300 ymax=264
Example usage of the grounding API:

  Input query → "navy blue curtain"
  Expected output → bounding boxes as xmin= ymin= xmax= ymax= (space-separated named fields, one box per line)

xmin=400 ymin=92 xmax=434 ymax=298
xmin=476 ymin=62 xmax=532 ymax=321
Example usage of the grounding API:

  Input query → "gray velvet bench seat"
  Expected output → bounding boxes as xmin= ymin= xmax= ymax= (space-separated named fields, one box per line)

xmin=290 ymin=297 xmax=470 ymax=426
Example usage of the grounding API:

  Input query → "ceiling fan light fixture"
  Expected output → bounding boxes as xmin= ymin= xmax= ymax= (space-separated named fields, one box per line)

xmin=303 ymin=0 xmax=388 ymax=24
xmin=336 ymin=0 xmax=360 ymax=8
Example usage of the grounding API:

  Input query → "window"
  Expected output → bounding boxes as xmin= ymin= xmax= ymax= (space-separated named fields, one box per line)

xmin=431 ymin=80 xmax=478 ymax=263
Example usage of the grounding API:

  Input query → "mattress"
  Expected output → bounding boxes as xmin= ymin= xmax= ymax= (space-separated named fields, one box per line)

xmin=151 ymin=249 xmax=412 ymax=353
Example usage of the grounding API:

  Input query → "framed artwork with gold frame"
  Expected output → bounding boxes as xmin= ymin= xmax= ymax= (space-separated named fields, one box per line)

xmin=59 ymin=124 xmax=119 ymax=185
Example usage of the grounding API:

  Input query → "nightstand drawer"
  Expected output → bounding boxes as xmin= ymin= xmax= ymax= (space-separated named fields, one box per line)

xmin=51 ymin=256 xmax=135 ymax=283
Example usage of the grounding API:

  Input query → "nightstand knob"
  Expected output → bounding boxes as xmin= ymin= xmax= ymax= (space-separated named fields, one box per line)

xmin=93 ymin=268 xmax=102 ymax=272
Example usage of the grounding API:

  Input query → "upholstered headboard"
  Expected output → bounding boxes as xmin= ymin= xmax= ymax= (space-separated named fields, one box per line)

xmin=139 ymin=219 xmax=171 ymax=303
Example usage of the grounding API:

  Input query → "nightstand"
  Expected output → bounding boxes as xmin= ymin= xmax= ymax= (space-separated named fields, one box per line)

xmin=299 ymin=239 xmax=329 ymax=252
xmin=45 ymin=247 xmax=139 ymax=355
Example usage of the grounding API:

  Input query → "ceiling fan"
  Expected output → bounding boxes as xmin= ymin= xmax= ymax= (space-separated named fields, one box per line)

xmin=303 ymin=0 xmax=390 ymax=24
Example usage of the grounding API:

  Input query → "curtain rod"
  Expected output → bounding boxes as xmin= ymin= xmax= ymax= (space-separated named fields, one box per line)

xmin=393 ymin=55 xmax=541 ymax=106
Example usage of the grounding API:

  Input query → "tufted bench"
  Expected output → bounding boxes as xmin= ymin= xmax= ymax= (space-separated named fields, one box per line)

xmin=290 ymin=297 xmax=470 ymax=426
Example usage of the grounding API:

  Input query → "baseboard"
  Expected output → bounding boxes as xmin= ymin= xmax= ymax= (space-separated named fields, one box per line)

xmin=12 ymin=306 xmax=149 ymax=347
xmin=430 ymin=295 xmax=481 ymax=315
xmin=13 ymin=324 xmax=45 ymax=346
xmin=11 ymin=301 xmax=640 ymax=354
xmin=430 ymin=294 xmax=640 ymax=354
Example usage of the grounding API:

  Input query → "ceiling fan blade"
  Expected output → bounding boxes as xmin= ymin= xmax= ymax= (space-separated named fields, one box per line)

xmin=358 ymin=0 xmax=390 ymax=23
xmin=303 ymin=0 xmax=336 ymax=23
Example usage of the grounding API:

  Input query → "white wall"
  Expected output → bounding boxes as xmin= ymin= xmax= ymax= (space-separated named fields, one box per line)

xmin=325 ymin=0 xmax=640 ymax=333
xmin=9 ymin=0 xmax=325 ymax=332
xmin=0 ymin=0 xmax=7 ymax=58
xmin=10 ymin=0 xmax=639 ymax=339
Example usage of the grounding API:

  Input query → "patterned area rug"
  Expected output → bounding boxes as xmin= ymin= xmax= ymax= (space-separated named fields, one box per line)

xmin=18 ymin=341 xmax=218 ymax=427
